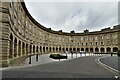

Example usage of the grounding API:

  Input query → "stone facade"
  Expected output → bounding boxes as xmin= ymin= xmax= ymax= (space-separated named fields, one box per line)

xmin=0 ymin=0 xmax=120 ymax=67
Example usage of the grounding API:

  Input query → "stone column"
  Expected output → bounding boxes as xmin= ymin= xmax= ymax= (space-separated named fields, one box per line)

xmin=98 ymin=47 xmax=100 ymax=53
xmin=38 ymin=46 xmax=40 ymax=54
xmin=52 ymin=47 xmax=54 ymax=53
xmin=24 ymin=44 xmax=26 ymax=56
xmin=20 ymin=42 xmax=22 ymax=56
xmin=105 ymin=47 xmax=107 ymax=53
xmin=111 ymin=47 xmax=113 ymax=53
xmin=94 ymin=48 xmax=96 ymax=53
xmin=54 ymin=47 xmax=56 ymax=53
xmin=41 ymin=46 xmax=43 ymax=55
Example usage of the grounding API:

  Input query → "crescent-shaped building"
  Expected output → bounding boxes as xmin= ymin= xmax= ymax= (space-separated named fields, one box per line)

xmin=0 ymin=0 xmax=120 ymax=67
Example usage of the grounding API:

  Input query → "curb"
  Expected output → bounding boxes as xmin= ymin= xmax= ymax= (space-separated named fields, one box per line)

xmin=95 ymin=55 xmax=120 ymax=75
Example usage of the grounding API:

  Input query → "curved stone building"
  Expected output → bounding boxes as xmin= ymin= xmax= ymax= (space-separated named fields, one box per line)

xmin=0 ymin=0 xmax=120 ymax=67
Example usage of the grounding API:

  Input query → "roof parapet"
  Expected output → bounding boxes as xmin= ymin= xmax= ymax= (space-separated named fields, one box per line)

xmin=113 ymin=25 xmax=120 ymax=29
xmin=101 ymin=27 xmax=110 ymax=31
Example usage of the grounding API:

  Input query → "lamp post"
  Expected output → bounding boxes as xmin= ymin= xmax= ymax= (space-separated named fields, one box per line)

xmin=29 ymin=55 xmax=31 ymax=64
xmin=34 ymin=43 xmax=39 ymax=62
xmin=36 ymin=54 xmax=38 ymax=61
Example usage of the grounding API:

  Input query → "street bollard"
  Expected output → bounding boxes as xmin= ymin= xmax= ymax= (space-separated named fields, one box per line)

xmin=29 ymin=56 xmax=31 ymax=64
xmin=111 ymin=53 xmax=113 ymax=57
xmin=66 ymin=53 xmax=67 ymax=59
xmin=36 ymin=54 xmax=38 ymax=61
xmin=71 ymin=53 xmax=73 ymax=58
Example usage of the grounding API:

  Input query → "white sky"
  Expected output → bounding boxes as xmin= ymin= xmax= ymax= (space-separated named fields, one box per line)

xmin=24 ymin=0 xmax=119 ymax=33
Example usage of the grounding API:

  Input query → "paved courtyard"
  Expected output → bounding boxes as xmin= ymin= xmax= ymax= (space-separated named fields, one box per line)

xmin=2 ymin=55 xmax=117 ymax=78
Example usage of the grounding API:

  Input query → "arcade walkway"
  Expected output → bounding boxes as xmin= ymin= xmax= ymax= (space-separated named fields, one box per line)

xmin=2 ymin=56 xmax=117 ymax=78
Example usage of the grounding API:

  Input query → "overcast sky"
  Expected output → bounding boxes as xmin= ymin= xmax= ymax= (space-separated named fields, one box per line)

xmin=24 ymin=0 xmax=118 ymax=33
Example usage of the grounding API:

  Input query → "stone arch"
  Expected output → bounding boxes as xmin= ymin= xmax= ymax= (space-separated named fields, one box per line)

xmin=30 ymin=44 xmax=32 ymax=54
xmin=73 ymin=48 xmax=76 ymax=52
xmin=63 ymin=48 xmax=65 ymax=51
xmin=46 ymin=47 xmax=48 ymax=53
xmin=101 ymin=47 xmax=105 ymax=53
xmin=43 ymin=47 xmax=45 ymax=53
xmin=9 ymin=33 xmax=13 ymax=59
xmin=95 ymin=47 xmax=99 ymax=53
xmin=36 ymin=46 xmax=38 ymax=52
xmin=56 ymin=47 xmax=58 ymax=52
xmin=18 ymin=40 xmax=21 ymax=56
xmin=40 ymin=46 xmax=42 ymax=52
xmin=59 ymin=47 xmax=61 ymax=52
xmin=33 ymin=45 xmax=35 ymax=53
xmin=85 ymin=48 xmax=89 ymax=52
xmin=14 ymin=38 xmax=17 ymax=57
xmin=106 ymin=47 xmax=111 ymax=53
xmin=50 ymin=47 xmax=51 ymax=52
xmin=22 ymin=42 xmax=25 ymax=55
xmin=90 ymin=48 xmax=93 ymax=53
xmin=26 ymin=44 xmax=28 ymax=55
xmin=66 ymin=48 xmax=68 ymax=51
xmin=70 ymin=48 xmax=72 ymax=52
xmin=113 ymin=47 xmax=118 ymax=52
xmin=53 ymin=47 xmax=55 ymax=52
xmin=81 ymin=48 xmax=84 ymax=52
xmin=77 ymin=48 xmax=80 ymax=52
